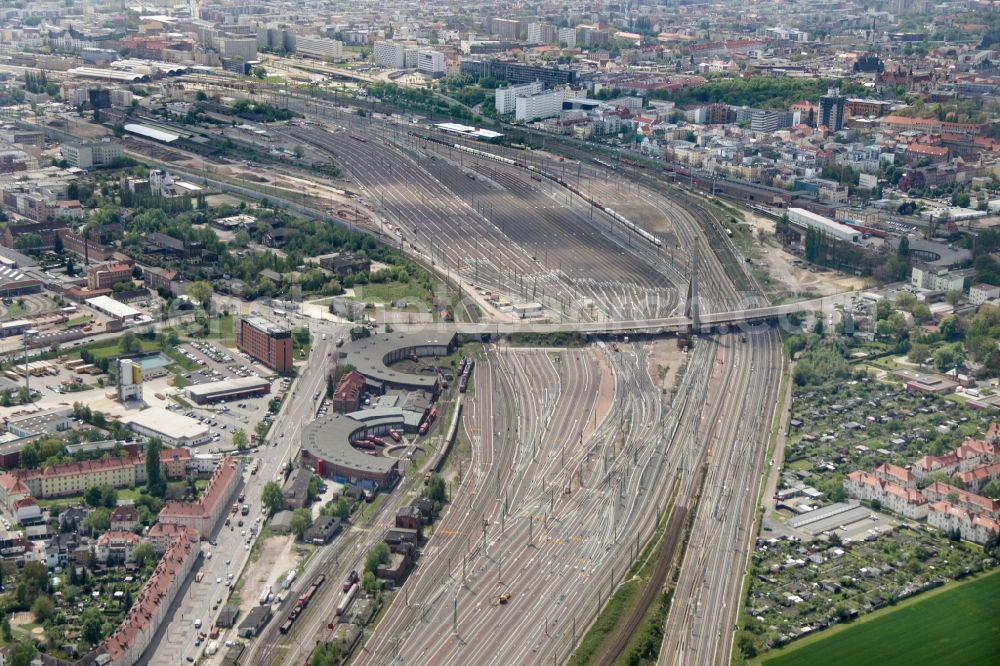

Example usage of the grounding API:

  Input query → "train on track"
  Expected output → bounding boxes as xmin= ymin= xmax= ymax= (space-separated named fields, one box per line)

xmin=279 ymin=574 xmax=326 ymax=634
xmin=457 ymin=357 xmax=474 ymax=393
xmin=413 ymin=133 xmax=663 ymax=248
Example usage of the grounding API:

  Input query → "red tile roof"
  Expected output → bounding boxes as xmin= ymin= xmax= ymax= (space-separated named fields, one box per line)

xmin=101 ymin=528 xmax=197 ymax=661
xmin=159 ymin=457 xmax=239 ymax=521
xmin=876 ymin=462 xmax=915 ymax=484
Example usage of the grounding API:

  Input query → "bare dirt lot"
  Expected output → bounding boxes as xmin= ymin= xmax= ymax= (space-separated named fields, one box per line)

xmin=237 ymin=534 xmax=304 ymax=614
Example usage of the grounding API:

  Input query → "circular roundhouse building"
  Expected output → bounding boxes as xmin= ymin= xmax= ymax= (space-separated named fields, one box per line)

xmin=300 ymin=332 xmax=458 ymax=490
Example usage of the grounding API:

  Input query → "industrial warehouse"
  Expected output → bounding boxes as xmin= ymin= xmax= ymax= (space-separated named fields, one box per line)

xmin=186 ymin=376 xmax=272 ymax=404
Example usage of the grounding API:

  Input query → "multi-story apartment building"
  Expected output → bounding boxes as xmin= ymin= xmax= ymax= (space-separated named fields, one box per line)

xmin=97 ymin=526 xmax=199 ymax=665
xmin=927 ymin=502 xmax=1000 ymax=544
xmin=417 ymin=49 xmax=445 ymax=77
xmin=157 ymin=457 xmax=241 ymax=538
xmin=294 ymin=35 xmax=343 ymax=61
xmin=374 ymin=40 xmax=407 ymax=68
xmin=495 ymin=81 xmax=544 ymax=115
xmin=819 ymin=88 xmax=846 ymax=131
xmin=515 ymin=89 xmax=564 ymax=121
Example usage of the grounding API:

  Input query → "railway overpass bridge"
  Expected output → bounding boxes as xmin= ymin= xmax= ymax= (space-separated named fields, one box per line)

xmin=390 ymin=292 xmax=857 ymax=337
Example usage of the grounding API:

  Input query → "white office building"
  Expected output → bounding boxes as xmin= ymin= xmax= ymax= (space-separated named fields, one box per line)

xmin=294 ymin=35 xmax=343 ymax=61
xmin=515 ymin=89 xmax=564 ymax=122
xmin=374 ymin=41 xmax=407 ymax=68
xmin=62 ymin=140 xmax=123 ymax=169
xmin=495 ymin=81 xmax=544 ymax=114
xmin=417 ymin=50 xmax=445 ymax=76
xmin=558 ymin=27 xmax=577 ymax=48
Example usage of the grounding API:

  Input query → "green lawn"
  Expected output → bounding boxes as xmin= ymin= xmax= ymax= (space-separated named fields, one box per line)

xmin=77 ymin=337 xmax=160 ymax=361
xmin=205 ymin=314 xmax=236 ymax=346
xmin=758 ymin=569 xmax=1000 ymax=666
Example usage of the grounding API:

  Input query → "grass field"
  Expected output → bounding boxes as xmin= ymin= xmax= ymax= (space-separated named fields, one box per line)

xmin=758 ymin=569 xmax=1000 ymax=666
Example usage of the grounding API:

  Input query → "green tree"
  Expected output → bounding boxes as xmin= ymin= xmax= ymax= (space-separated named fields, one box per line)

xmin=83 ymin=507 xmax=110 ymax=534
xmin=31 ymin=594 xmax=55 ymax=622
xmin=424 ymin=474 xmax=446 ymax=503
xmin=119 ymin=331 xmax=142 ymax=354
xmin=933 ymin=343 xmax=965 ymax=372
xmin=0 ymin=614 xmax=10 ymax=642
xmin=364 ymin=542 xmax=390 ymax=575
xmin=361 ymin=570 xmax=380 ymax=595
xmin=310 ymin=643 xmax=341 ymax=666
xmin=262 ymin=480 xmax=284 ymax=515
xmin=980 ymin=479 xmax=1000 ymax=500
xmin=908 ymin=342 xmax=930 ymax=366
xmin=101 ymin=484 xmax=118 ymax=508
xmin=253 ymin=66 xmax=267 ymax=79
xmin=9 ymin=640 xmax=38 ymax=666
xmin=290 ymin=508 xmax=313 ymax=538
xmin=133 ymin=541 xmax=156 ymax=567
xmin=84 ymin=485 xmax=103 ymax=508
xmin=81 ymin=607 xmax=104 ymax=645
xmin=146 ymin=438 xmax=165 ymax=497
xmin=187 ymin=280 xmax=213 ymax=310
xmin=232 ymin=428 xmax=249 ymax=450
xmin=15 ymin=561 xmax=48 ymax=606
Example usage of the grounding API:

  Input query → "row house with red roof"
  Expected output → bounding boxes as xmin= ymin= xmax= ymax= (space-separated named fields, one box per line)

xmin=927 ymin=502 xmax=1000 ymax=544
xmin=874 ymin=462 xmax=917 ymax=489
xmin=93 ymin=527 xmax=199 ymax=666
xmin=922 ymin=481 xmax=1000 ymax=519
xmin=957 ymin=461 xmax=1000 ymax=494
xmin=913 ymin=438 xmax=1000 ymax=478
xmin=157 ymin=457 xmax=241 ymax=538
xmin=844 ymin=470 xmax=928 ymax=519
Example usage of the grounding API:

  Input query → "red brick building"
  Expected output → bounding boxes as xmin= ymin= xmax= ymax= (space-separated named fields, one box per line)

xmin=331 ymin=370 xmax=365 ymax=413
xmin=235 ymin=316 xmax=293 ymax=374
xmin=87 ymin=261 xmax=133 ymax=290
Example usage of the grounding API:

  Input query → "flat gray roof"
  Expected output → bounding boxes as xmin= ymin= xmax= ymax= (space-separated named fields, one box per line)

xmin=339 ymin=332 xmax=455 ymax=390
xmin=301 ymin=413 xmax=402 ymax=475
xmin=243 ymin=316 xmax=288 ymax=336
xmin=186 ymin=376 xmax=271 ymax=399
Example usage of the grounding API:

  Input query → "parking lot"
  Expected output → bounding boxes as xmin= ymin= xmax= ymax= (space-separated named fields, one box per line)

xmin=171 ymin=341 xmax=282 ymax=452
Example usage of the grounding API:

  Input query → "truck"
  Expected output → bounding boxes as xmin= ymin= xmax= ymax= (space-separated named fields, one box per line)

xmin=259 ymin=585 xmax=272 ymax=606
xmin=336 ymin=583 xmax=359 ymax=616
xmin=282 ymin=570 xmax=297 ymax=590
xmin=205 ymin=641 xmax=218 ymax=656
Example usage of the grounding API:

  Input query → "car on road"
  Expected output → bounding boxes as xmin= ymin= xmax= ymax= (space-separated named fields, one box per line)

xmin=216 ymin=577 xmax=222 ymax=584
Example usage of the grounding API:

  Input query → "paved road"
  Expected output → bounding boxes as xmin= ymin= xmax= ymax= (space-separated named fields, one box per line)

xmin=146 ymin=333 xmax=340 ymax=665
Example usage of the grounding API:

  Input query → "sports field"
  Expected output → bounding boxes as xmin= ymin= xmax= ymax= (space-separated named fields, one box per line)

xmin=759 ymin=568 xmax=1000 ymax=666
